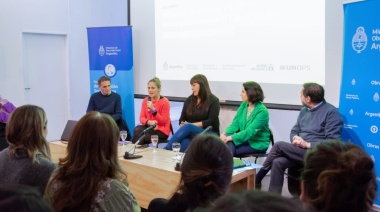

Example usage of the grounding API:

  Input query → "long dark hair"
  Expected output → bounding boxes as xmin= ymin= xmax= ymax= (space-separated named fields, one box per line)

xmin=186 ymin=74 xmax=212 ymax=115
xmin=46 ymin=112 xmax=127 ymax=211
xmin=169 ymin=134 xmax=233 ymax=210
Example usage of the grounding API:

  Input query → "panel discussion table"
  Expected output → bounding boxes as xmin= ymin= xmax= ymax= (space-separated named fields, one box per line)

xmin=49 ymin=141 xmax=256 ymax=209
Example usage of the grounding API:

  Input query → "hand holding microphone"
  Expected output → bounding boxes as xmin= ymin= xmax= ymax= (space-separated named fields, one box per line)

xmin=147 ymin=97 xmax=152 ymax=112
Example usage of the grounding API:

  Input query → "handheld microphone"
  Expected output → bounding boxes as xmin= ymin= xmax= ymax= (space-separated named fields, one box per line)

xmin=200 ymin=126 xmax=213 ymax=134
xmin=148 ymin=96 xmax=151 ymax=112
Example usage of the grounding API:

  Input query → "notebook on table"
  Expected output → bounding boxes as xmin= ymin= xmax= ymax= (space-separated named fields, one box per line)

xmin=60 ymin=120 xmax=78 ymax=141
xmin=233 ymin=158 xmax=247 ymax=169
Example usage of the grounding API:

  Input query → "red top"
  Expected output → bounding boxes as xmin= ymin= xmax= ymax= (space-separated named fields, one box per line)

xmin=139 ymin=97 xmax=171 ymax=136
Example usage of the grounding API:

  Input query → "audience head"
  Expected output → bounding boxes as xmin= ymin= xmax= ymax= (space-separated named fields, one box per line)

xmin=97 ymin=76 xmax=111 ymax=95
xmin=174 ymin=134 xmax=233 ymax=209
xmin=148 ymin=77 xmax=162 ymax=97
xmin=243 ymin=81 xmax=265 ymax=103
xmin=5 ymin=104 xmax=50 ymax=162
xmin=209 ymin=190 xmax=304 ymax=212
xmin=302 ymin=82 xmax=324 ymax=104
xmin=0 ymin=184 xmax=53 ymax=212
xmin=48 ymin=111 xmax=126 ymax=211
xmin=301 ymin=140 xmax=377 ymax=212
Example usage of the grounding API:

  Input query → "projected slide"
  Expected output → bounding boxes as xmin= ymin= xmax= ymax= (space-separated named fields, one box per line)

xmin=155 ymin=0 xmax=325 ymax=85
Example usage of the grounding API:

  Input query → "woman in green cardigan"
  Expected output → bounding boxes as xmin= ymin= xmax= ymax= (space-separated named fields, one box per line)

xmin=220 ymin=81 xmax=270 ymax=156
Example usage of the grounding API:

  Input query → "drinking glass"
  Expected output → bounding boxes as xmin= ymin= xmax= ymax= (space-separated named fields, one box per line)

xmin=151 ymin=135 xmax=159 ymax=152
xmin=120 ymin=131 xmax=128 ymax=146
xmin=172 ymin=142 xmax=181 ymax=161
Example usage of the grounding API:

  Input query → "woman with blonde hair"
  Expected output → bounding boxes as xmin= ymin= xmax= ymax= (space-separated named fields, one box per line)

xmin=0 ymin=104 xmax=57 ymax=194
xmin=45 ymin=111 xmax=140 ymax=211
xmin=131 ymin=77 xmax=171 ymax=145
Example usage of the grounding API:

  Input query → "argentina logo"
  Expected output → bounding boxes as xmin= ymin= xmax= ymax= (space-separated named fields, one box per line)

xmin=99 ymin=45 xmax=105 ymax=56
xmin=352 ymin=27 xmax=367 ymax=53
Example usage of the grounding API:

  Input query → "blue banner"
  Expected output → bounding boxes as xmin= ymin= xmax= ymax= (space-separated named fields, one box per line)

xmin=340 ymin=0 xmax=380 ymax=205
xmin=87 ymin=26 xmax=135 ymax=134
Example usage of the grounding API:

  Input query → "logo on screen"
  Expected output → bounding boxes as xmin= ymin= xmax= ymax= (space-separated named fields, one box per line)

xmin=352 ymin=27 xmax=367 ymax=53
xmin=374 ymin=92 xmax=379 ymax=102
xmin=99 ymin=45 xmax=105 ymax=56
xmin=370 ymin=125 xmax=378 ymax=134
xmin=104 ymin=64 xmax=116 ymax=77
xmin=351 ymin=79 xmax=356 ymax=85
xmin=349 ymin=109 xmax=354 ymax=115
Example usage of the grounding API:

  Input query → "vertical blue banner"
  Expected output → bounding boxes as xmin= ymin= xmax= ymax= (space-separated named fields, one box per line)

xmin=87 ymin=26 xmax=135 ymax=134
xmin=339 ymin=0 xmax=380 ymax=206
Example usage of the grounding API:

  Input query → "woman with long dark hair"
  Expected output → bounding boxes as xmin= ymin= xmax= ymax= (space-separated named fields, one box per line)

xmin=165 ymin=74 xmax=220 ymax=152
xmin=45 ymin=111 xmax=140 ymax=211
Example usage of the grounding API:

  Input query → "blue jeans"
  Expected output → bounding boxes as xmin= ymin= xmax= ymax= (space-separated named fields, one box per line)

xmin=165 ymin=123 xmax=204 ymax=152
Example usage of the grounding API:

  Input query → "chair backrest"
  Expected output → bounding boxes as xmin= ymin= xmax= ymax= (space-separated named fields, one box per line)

xmin=269 ymin=128 xmax=274 ymax=147
xmin=170 ymin=122 xmax=174 ymax=135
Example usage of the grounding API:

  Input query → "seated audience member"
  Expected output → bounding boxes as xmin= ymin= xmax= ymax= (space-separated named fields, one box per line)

xmin=45 ymin=111 xmax=140 ymax=212
xmin=0 ymin=105 xmax=57 ymax=194
xmin=301 ymin=140 xmax=377 ymax=212
xmin=131 ymin=77 xmax=171 ymax=145
xmin=148 ymin=134 xmax=233 ymax=212
xmin=209 ymin=190 xmax=304 ymax=212
xmin=255 ymin=82 xmax=343 ymax=194
xmin=86 ymin=76 xmax=130 ymax=139
xmin=0 ymin=96 xmax=16 ymax=151
xmin=220 ymin=81 xmax=270 ymax=157
xmin=165 ymin=74 xmax=220 ymax=152
xmin=0 ymin=184 xmax=53 ymax=212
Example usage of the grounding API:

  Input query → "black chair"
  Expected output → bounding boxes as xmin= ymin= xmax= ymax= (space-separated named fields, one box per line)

xmin=238 ymin=129 xmax=274 ymax=163
xmin=0 ymin=122 xmax=8 ymax=151
xmin=286 ymin=165 xmax=302 ymax=198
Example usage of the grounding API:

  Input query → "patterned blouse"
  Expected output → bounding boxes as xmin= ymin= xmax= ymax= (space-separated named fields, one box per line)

xmin=45 ymin=177 xmax=140 ymax=212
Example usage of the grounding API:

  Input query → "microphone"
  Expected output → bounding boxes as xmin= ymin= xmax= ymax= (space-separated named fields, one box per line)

xmin=123 ymin=133 xmax=144 ymax=159
xmin=147 ymin=96 xmax=151 ymax=112
xmin=142 ymin=123 xmax=156 ymax=134
xmin=200 ymin=126 xmax=213 ymax=134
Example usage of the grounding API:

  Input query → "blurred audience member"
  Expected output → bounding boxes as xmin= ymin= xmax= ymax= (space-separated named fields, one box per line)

xmin=0 ymin=184 xmax=53 ymax=212
xmin=45 ymin=111 xmax=140 ymax=212
xmin=149 ymin=134 xmax=233 ymax=212
xmin=0 ymin=96 xmax=16 ymax=151
xmin=0 ymin=105 xmax=57 ymax=194
xmin=301 ymin=140 xmax=377 ymax=212
xmin=209 ymin=190 xmax=304 ymax=212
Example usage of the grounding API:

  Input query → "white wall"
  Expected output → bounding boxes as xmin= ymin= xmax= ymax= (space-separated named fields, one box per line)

xmin=0 ymin=0 xmax=343 ymax=141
